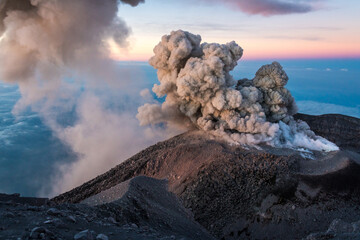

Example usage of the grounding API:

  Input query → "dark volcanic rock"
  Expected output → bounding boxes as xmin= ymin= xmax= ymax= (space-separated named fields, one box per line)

xmin=295 ymin=113 xmax=360 ymax=153
xmin=0 ymin=176 xmax=213 ymax=240
xmin=304 ymin=218 xmax=360 ymax=240
xmin=0 ymin=193 xmax=49 ymax=206
xmin=82 ymin=176 xmax=214 ymax=239
xmin=50 ymin=114 xmax=360 ymax=239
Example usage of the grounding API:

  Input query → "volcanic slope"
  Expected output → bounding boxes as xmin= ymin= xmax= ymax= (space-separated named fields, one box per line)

xmin=53 ymin=114 xmax=360 ymax=239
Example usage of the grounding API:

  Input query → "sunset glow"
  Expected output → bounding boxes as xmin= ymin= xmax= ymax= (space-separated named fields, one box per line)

xmin=110 ymin=0 xmax=360 ymax=61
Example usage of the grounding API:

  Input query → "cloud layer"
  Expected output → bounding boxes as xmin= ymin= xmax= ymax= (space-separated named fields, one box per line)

xmin=213 ymin=0 xmax=317 ymax=16
xmin=298 ymin=101 xmax=360 ymax=119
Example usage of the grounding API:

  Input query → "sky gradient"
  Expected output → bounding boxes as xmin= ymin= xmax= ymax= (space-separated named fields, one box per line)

xmin=112 ymin=0 xmax=360 ymax=61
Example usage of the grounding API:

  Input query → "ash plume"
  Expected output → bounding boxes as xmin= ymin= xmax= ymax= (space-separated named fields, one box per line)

xmin=137 ymin=30 xmax=339 ymax=152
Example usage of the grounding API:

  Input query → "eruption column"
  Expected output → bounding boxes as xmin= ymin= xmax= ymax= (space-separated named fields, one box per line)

xmin=137 ymin=30 xmax=339 ymax=152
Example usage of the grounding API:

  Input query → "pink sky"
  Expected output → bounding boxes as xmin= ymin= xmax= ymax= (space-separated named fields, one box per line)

xmin=110 ymin=0 xmax=360 ymax=61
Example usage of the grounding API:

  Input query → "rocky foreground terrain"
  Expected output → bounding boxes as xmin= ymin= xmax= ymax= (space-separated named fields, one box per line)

xmin=0 ymin=177 xmax=213 ymax=240
xmin=1 ymin=113 xmax=360 ymax=240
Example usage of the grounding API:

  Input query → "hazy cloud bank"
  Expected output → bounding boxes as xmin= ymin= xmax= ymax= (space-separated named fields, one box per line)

xmin=298 ymin=101 xmax=360 ymax=118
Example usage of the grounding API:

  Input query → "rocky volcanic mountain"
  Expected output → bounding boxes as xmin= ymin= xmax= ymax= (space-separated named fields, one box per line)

xmin=1 ymin=113 xmax=360 ymax=240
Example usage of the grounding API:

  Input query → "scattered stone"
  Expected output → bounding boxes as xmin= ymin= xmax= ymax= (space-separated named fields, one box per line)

xmin=47 ymin=208 xmax=62 ymax=217
xmin=131 ymin=223 xmax=138 ymax=228
xmin=29 ymin=227 xmax=55 ymax=239
xmin=86 ymin=215 xmax=95 ymax=222
xmin=260 ymin=194 xmax=279 ymax=212
xmin=3 ymin=212 xmax=15 ymax=218
xmin=74 ymin=229 xmax=94 ymax=240
xmin=107 ymin=217 xmax=116 ymax=224
xmin=43 ymin=218 xmax=65 ymax=228
xmin=295 ymin=182 xmax=321 ymax=202
xmin=352 ymin=220 xmax=360 ymax=232
xmin=67 ymin=216 xmax=77 ymax=223
xmin=304 ymin=232 xmax=335 ymax=240
xmin=304 ymin=219 xmax=360 ymax=239
xmin=96 ymin=234 xmax=108 ymax=240
xmin=327 ymin=219 xmax=354 ymax=234
xmin=27 ymin=206 xmax=41 ymax=212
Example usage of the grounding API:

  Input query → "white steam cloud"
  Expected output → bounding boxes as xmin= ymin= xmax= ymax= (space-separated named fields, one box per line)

xmin=137 ymin=30 xmax=339 ymax=152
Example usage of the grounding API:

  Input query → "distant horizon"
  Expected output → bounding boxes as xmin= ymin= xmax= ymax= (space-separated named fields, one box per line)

xmin=111 ymin=51 xmax=360 ymax=62
xmin=117 ymin=56 xmax=360 ymax=62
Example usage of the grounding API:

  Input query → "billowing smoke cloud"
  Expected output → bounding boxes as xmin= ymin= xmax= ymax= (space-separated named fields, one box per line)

xmin=0 ymin=0 xmax=145 ymax=109
xmin=137 ymin=30 xmax=339 ymax=152
xmin=45 ymin=94 xmax=169 ymax=195
xmin=0 ymin=0 xmax=141 ymax=110
xmin=0 ymin=0 xmax=34 ymax=34
xmin=209 ymin=0 xmax=317 ymax=16
xmin=0 ymin=0 xmax=163 ymax=197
